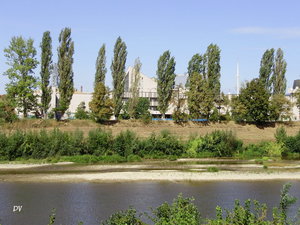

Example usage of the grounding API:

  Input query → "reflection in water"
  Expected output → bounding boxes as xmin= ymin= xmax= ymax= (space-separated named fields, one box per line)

xmin=0 ymin=181 xmax=299 ymax=225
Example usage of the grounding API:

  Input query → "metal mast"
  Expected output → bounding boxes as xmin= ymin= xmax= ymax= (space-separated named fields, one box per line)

xmin=236 ymin=63 xmax=240 ymax=95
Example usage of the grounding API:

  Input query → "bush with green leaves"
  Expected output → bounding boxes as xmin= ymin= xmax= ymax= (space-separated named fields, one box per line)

xmin=87 ymin=129 xmax=113 ymax=155
xmin=242 ymin=141 xmax=284 ymax=159
xmin=136 ymin=130 xmax=185 ymax=157
xmin=101 ymin=207 xmax=143 ymax=225
xmin=187 ymin=130 xmax=243 ymax=157
xmin=0 ymin=95 xmax=18 ymax=123
xmin=151 ymin=193 xmax=201 ymax=225
xmin=113 ymin=130 xmax=138 ymax=157
xmin=75 ymin=102 xmax=90 ymax=120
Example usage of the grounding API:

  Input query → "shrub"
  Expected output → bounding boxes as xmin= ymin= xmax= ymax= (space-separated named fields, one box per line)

xmin=101 ymin=207 xmax=142 ymax=225
xmin=151 ymin=193 xmax=201 ymax=225
xmin=6 ymin=131 xmax=25 ymax=160
xmin=275 ymin=126 xmax=287 ymax=143
xmin=187 ymin=131 xmax=243 ymax=157
xmin=137 ymin=130 xmax=185 ymax=157
xmin=74 ymin=102 xmax=90 ymax=120
xmin=0 ymin=133 xmax=8 ymax=160
xmin=87 ymin=129 xmax=112 ymax=156
xmin=113 ymin=130 xmax=138 ymax=157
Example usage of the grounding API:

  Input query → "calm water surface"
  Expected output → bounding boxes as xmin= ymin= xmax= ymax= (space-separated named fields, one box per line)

xmin=0 ymin=180 xmax=300 ymax=225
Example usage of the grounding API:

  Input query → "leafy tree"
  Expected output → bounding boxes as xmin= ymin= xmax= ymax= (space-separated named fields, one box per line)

xmin=206 ymin=44 xmax=221 ymax=101
xmin=187 ymin=72 xmax=214 ymax=119
xmin=57 ymin=27 xmax=74 ymax=119
xmin=111 ymin=36 xmax=127 ymax=118
xmin=135 ymin=97 xmax=150 ymax=119
xmin=0 ymin=95 xmax=17 ymax=123
xmin=3 ymin=36 xmax=39 ymax=118
xmin=231 ymin=95 xmax=248 ymax=122
xmin=128 ymin=58 xmax=142 ymax=119
xmin=172 ymin=84 xmax=188 ymax=123
xmin=269 ymin=94 xmax=293 ymax=121
xmin=95 ymin=44 xmax=107 ymax=85
xmin=259 ymin=48 xmax=275 ymax=93
xmin=101 ymin=207 xmax=143 ymax=225
xmin=40 ymin=31 xmax=53 ymax=118
xmin=157 ymin=50 xmax=176 ymax=119
xmin=234 ymin=78 xmax=271 ymax=123
xmin=151 ymin=194 xmax=201 ymax=225
xmin=89 ymin=82 xmax=114 ymax=122
xmin=273 ymin=48 xmax=287 ymax=95
xmin=186 ymin=53 xmax=205 ymax=87
xmin=75 ymin=102 xmax=89 ymax=120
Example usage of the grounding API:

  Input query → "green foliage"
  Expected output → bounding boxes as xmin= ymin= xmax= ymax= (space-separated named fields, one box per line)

xmin=242 ymin=141 xmax=284 ymax=159
xmin=259 ymin=48 xmax=275 ymax=93
xmin=87 ymin=129 xmax=113 ymax=156
xmin=95 ymin=44 xmax=107 ymax=85
xmin=188 ymin=72 xmax=214 ymax=119
xmin=151 ymin=193 xmax=201 ymax=225
xmin=127 ymin=154 xmax=142 ymax=162
xmin=128 ymin=58 xmax=142 ymax=119
xmin=207 ymin=167 xmax=219 ymax=172
xmin=275 ymin=127 xmax=287 ymax=144
xmin=113 ymin=130 xmax=137 ymax=157
xmin=75 ymin=102 xmax=90 ymax=120
xmin=111 ymin=36 xmax=127 ymax=118
xmin=3 ymin=36 xmax=39 ymax=118
xmin=89 ymin=82 xmax=114 ymax=121
xmin=188 ymin=131 xmax=242 ymax=157
xmin=40 ymin=31 xmax=53 ymax=118
xmin=269 ymin=94 xmax=293 ymax=121
xmin=0 ymin=95 xmax=17 ymax=123
xmin=48 ymin=208 xmax=56 ymax=225
xmin=273 ymin=48 xmax=287 ymax=95
xmin=101 ymin=207 xmax=143 ymax=225
xmin=172 ymin=84 xmax=188 ymax=123
xmin=135 ymin=98 xmax=150 ymax=119
xmin=209 ymin=108 xmax=219 ymax=122
xmin=172 ymin=109 xmax=189 ymax=123
xmin=136 ymin=130 xmax=185 ymax=157
xmin=57 ymin=27 xmax=74 ymax=118
xmin=157 ymin=50 xmax=176 ymax=119
xmin=206 ymin=44 xmax=221 ymax=101
xmin=232 ymin=78 xmax=271 ymax=123
xmin=186 ymin=53 xmax=205 ymax=87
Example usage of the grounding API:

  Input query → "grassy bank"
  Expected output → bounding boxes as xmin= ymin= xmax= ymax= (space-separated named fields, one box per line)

xmin=1 ymin=119 xmax=300 ymax=144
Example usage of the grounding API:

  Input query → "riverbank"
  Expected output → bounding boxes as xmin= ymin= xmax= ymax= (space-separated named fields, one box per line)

xmin=0 ymin=160 xmax=300 ymax=182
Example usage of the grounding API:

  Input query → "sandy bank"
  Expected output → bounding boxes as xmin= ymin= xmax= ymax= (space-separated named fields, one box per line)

xmin=1 ymin=170 xmax=300 ymax=183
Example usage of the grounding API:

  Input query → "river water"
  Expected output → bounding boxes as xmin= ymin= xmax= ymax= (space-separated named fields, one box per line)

xmin=0 ymin=180 xmax=299 ymax=225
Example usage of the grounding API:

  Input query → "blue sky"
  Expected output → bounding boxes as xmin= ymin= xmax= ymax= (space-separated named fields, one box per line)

xmin=1 ymin=0 xmax=300 ymax=94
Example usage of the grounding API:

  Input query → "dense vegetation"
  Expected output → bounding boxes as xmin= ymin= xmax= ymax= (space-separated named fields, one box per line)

xmin=47 ymin=184 xmax=299 ymax=225
xmin=0 ymin=127 xmax=299 ymax=162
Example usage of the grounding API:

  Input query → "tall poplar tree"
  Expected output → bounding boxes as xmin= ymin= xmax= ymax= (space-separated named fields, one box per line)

xmin=206 ymin=44 xmax=221 ymax=101
xmin=95 ymin=44 xmax=107 ymax=85
xmin=111 ymin=36 xmax=127 ymax=118
xmin=272 ymin=48 xmax=287 ymax=95
xmin=157 ymin=50 xmax=176 ymax=119
xmin=40 ymin=31 xmax=53 ymax=118
xmin=57 ymin=27 xmax=74 ymax=118
xmin=188 ymin=72 xmax=214 ymax=119
xmin=259 ymin=48 xmax=275 ymax=93
xmin=3 ymin=36 xmax=39 ymax=118
xmin=186 ymin=54 xmax=205 ymax=87
xmin=128 ymin=58 xmax=142 ymax=119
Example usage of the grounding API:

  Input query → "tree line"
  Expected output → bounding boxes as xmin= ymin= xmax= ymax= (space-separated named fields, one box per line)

xmin=0 ymin=28 xmax=295 ymax=123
